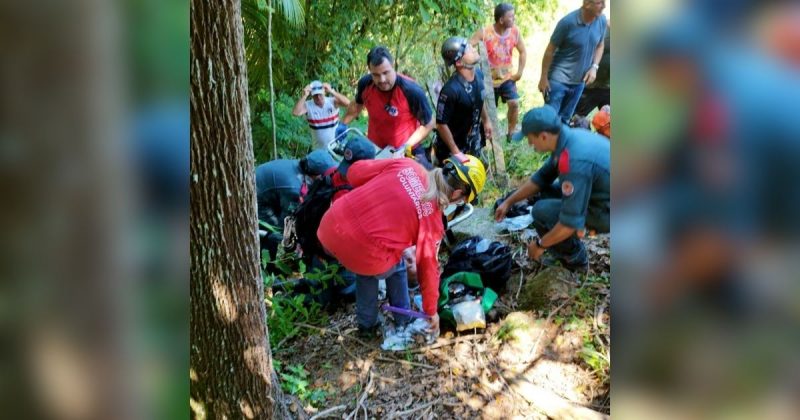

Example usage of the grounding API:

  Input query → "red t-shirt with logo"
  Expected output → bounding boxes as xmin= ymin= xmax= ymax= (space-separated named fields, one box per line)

xmin=355 ymin=74 xmax=433 ymax=149
xmin=317 ymin=159 xmax=444 ymax=315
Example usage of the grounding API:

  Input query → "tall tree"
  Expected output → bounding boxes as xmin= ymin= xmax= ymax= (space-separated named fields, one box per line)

xmin=190 ymin=0 xmax=282 ymax=417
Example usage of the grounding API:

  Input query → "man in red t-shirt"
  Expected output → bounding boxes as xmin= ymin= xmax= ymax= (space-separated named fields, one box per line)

xmin=342 ymin=46 xmax=434 ymax=166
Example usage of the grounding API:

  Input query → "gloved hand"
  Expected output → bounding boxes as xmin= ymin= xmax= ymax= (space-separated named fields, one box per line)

xmin=404 ymin=143 xmax=415 ymax=158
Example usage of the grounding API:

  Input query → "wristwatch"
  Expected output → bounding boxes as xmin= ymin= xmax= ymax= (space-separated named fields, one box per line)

xmin=535 ymin=237 xmax=547 ymax=249
xmin=591 ymin=63 xmax=600 ymax=70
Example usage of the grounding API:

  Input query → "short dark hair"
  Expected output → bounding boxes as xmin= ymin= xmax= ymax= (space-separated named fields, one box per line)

xmin=367 ymin=46 xmax=393 ymax=67
xmin=494 ymin=3 xmax=514 ymax=22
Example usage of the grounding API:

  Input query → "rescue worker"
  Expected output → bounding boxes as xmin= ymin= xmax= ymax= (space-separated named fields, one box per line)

xmin=318 ymin=155 xmax=486 ymax=338
xmin=341 ymin=46 xmax=434 ymax=166
xmin=496 ymin=105 xmax=609 ymax=272
xmin=435 ymin=36 xmax=494 ymax=165
xmin=255 ymin=149 xmax=336 ymax=274
xmin=255 ymin=149 xmax=336 ymax=229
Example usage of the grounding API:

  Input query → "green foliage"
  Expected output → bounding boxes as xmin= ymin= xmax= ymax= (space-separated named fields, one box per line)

xmin=503 ymin=140 xmax=549 ymax=182
xmin=496 ymin=318 xmax=525 ymax=343
xmin=567 ymin=275 xmax=610 ymax=382
xmin=261 ymin=250 xmax=346 ymax=350
xmin=242 ymin=0 xmax=560 ymax=161
xmin=251 ymin=90 xmax=314 ymax=162
xmin=580 ymin=342 xmax=609 ymax=380
xmin=279 ymin=364 xmax=329 ymax=407
xmin=268 ymin=293 xmax=326 ymax=349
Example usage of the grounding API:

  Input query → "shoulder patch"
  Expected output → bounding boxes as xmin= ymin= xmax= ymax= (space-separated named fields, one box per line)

xmin=557 ymin=149 xmax=570 ymax=174
xmin=561 ymin=181 xmax=574 ymax=197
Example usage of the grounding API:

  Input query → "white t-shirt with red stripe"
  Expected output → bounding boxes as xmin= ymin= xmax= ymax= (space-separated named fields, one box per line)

xmin=305 ymin=97 xmax=339 ymax=148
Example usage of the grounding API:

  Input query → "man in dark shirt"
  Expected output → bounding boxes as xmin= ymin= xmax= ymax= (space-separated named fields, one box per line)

xmin=435 ymin=36 xmax=494 ymax=165
xmin=575 ymin=25 xmax=610 ymax=117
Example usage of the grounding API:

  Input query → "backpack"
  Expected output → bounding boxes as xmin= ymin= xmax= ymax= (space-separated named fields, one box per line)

xmin=283 ymin=175 xmax=351 ymax=264
xmin=441 ymin=236 xmax=513 ymax=293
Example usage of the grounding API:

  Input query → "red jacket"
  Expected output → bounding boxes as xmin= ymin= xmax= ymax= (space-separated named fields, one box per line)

xmin=318 ymin=159 xmax=444 ymax=315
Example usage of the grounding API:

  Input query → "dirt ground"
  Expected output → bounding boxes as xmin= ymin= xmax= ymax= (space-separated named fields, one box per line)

xmin=272 ymin=228 xmax=610 ymax=419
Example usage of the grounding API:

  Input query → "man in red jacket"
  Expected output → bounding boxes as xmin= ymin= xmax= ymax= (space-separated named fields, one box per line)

xmin=318 ymin=156 xmax=486 ymax=339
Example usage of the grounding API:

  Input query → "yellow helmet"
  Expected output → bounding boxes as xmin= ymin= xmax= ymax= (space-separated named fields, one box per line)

xmin=443 ymin=154 xmax=486 ymax=202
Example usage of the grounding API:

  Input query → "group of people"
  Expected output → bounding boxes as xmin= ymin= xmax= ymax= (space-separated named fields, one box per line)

xmin=255 ymin=1 xmax=611 ymax=341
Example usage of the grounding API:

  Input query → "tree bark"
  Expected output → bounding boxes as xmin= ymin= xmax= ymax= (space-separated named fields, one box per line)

xmin=477 ymin=42 xmax=508 ymax=187
xmin=190 ymin=0 xmax=278 ymax=418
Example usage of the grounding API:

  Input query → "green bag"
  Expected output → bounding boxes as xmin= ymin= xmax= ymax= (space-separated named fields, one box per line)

xmin=437 ymin=272 xmax=498 ymax=327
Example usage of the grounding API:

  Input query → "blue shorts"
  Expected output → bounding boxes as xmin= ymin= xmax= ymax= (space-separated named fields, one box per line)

xmin=494 ymin=80 xmax=520 ymax=105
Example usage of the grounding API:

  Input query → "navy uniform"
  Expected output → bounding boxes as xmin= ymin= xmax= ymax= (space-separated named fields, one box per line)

xmin=255 ymin=149 xmax=335 ymax=228
xmin=434 ymin=68 xmax=486 ymax=163
xmin=521 ymin=109 xmax=610 ymax=267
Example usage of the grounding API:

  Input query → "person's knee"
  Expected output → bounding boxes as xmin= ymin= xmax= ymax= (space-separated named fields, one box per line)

xmin=530 ymin=200 xmax=547 ymax=217
xmin=531 ymin=199 xmax=559 ymax=224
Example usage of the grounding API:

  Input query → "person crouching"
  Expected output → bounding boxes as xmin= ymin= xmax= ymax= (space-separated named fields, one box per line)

xmin=317 ymin=155 xmax=486 ymax=338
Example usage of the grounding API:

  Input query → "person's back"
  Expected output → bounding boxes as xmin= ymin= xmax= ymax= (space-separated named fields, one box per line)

xmin=255 ymin=159 xmax=303 ymax=227
xmin=318 ymin=159 xmax=443 ymax=275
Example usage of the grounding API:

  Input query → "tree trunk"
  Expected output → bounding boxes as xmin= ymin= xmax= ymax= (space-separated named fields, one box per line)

xmin=477 ymin=42 xmax=508 ymax=187
xmin=190 ymin=0 xmax=279 ymax=418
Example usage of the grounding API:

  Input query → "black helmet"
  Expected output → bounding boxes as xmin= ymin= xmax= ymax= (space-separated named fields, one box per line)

xmin=441 ymin=36 xmax=468 ymax=66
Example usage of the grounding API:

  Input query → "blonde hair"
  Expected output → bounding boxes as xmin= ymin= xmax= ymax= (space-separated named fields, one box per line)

xmin=422 ymin=167 xmax=462 ymax=210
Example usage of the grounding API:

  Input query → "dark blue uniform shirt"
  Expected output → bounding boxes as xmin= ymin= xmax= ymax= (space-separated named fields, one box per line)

xmin=531 ymin=125 xmax=610 ymax=229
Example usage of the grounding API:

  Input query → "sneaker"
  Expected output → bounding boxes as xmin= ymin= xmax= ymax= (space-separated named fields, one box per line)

xmin=378 ymin=278 xmax=387 ymax=301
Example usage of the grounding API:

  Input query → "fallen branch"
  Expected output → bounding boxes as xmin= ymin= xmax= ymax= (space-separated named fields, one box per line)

xmin=515 ymin=270 xmax=525 ymax=302
xmin=509 ymin=379 xmax=608 ymax=419
xmin=375 ymin=355 xmax=434 ymax=369
xmin=408 ymin=333 xmax=486 ymax=353
xmin=344 ymin=370 xmax=374 ymax=420
xmin=295 ymin=322 xmax=379 ymax=350
xmin=387 ymin=398 xmax=440 ymax=419
xmin=528 ymin=298 xmax=571 ymax=360
xmin=309 ymin=405 xmax=347 ymax=420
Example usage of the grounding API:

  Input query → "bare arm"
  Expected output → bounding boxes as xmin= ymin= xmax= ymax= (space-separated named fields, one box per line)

xmin=583 ymin=39 xmax=605 ymax=84
xmin=481 ymin=102 xmax=494 ymax=142
xmin=469 ymin=27 xmax=483 ymax=47
xmin=323 ymin=83 xmax=351 ymax=108
xmin=341 ymin=101 xmax=364 ymax=125
xmin=538 ymin=42 xmax=557 ymax=93
xmin=512 ymin=36 xmax=527 ymax=81
xmin=495 ymin=178 xmax=542 ymax=221
xmin=292 ymin=84 xmax=312 ymax=116
xmin=436 ymin=123 xmax=461 ymax=156
xmin=405 ymin=115 xmax=434 ymax=149
xmin=539 ymin=223 xmax=577 ymax=248
xmin=527 ymin=222 xmax=577 ymax=260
